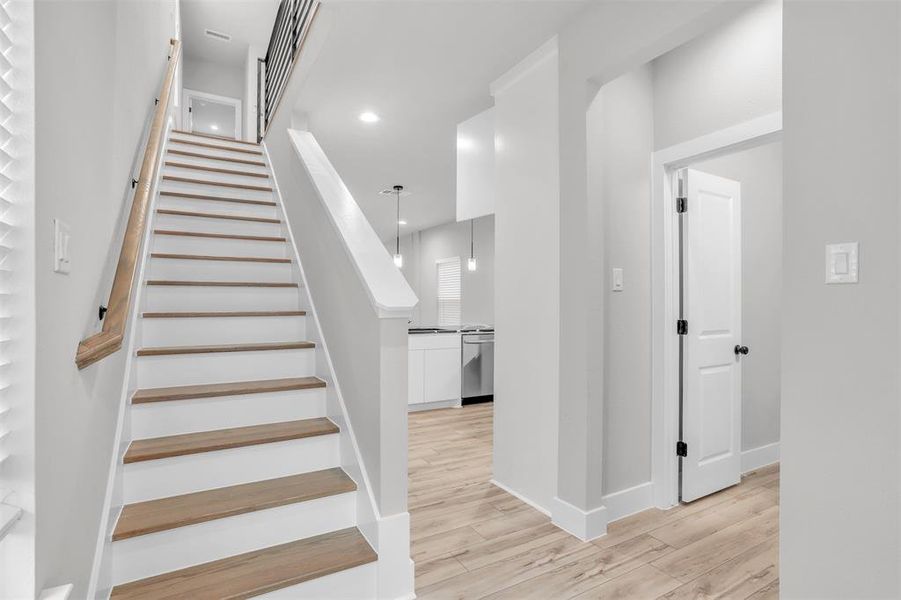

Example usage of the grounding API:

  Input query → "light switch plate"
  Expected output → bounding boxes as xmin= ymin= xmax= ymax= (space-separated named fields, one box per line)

xmin=825 ymin=242 xmax=858 ymax=284
xmin=612 ymin=267 xmax=624 ymax=292
xmin=53 ymin=218 xmax=71 ymax=274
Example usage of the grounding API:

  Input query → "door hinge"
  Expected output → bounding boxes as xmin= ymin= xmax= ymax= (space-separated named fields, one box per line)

xmin=676 ymin=441 xmax=688 ymax=457
xmin=676 ymin=197 xmax=687 ymax=213
xmin=677 ymin=319 xmax=688 ymax=335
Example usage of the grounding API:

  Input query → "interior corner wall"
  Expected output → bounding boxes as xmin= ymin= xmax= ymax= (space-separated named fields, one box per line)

xmin=781 ymin=1 xmax=900 ymax=596
xmin=587 ymin=65 xmax=655 ymax=497
xmin=492 ymin=47 xmax=560 ymax=513
xmin=33 ymin=0 xmax=178 ymax=595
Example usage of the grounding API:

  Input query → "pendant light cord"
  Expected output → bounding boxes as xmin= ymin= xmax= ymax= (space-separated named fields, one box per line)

xmin=470 ymin=218 xmax=474 ymax=259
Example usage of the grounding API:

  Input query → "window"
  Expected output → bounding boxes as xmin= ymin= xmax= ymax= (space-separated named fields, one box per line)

xmin=437 ymin=257 xmax=461 ymax=326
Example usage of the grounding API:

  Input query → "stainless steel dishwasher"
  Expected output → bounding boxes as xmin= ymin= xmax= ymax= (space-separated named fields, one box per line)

xmin=461 ymin=330 xmax=494 ymax=404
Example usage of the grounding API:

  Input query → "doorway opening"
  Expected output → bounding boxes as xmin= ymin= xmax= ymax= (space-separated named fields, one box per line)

xmin=651 ymin=120 xmax=783 ymax=506
xmin=181 ymin=88 xmax=243 ymax=141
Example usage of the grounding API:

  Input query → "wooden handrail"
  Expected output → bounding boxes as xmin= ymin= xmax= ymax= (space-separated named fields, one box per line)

xmin=76 ymin=38 xmax=181 ymax=370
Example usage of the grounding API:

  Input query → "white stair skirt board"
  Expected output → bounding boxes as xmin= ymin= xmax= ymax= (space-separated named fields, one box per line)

xmin=142 ymin=314 xmax=306 ymax=346
xmin=489 ymin=479 xmax=551 ymax=516
xmin=38 ymin=584 xmax=74 ymax=600
xmin=147 ymin=258 xmax=294 ymax=284
xmin=154 ymin=213 xmax=282 ymax=237
xmin=143 ymin=285 xmax=299 ymax=313
xmin=0 ymin=502 xmax=22 ymax=541
xmin=111 ymin=492 xmax=357 ymax=585
xmin=136 ymin=347 xmax=315 ymax=388
xmin=151 ymin=234 xmax=289 ymax=259
xmin=122 ymin=434 xmax=340 ymax=503
xmin=741 ymin=442 xmax=780 ymax=474
xmin=253 ymin=562 xmax=378 ymax=600
xmin=552 ymin=496 xmax=608 ymax=542
xmin=130 ymin=388 xmax=326 ymax=438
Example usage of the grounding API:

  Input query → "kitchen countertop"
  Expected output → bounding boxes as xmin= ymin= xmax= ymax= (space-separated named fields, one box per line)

xmin=408 ymin=326 xmax=494 ymax=335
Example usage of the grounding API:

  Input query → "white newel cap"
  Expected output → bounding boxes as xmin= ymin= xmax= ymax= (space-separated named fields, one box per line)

xmin=288 ymin=129 xmax=418 ymax=319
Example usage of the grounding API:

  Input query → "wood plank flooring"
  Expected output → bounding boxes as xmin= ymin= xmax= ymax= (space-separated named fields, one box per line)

xmin=409 ymin=404 xmax=780 ymax=599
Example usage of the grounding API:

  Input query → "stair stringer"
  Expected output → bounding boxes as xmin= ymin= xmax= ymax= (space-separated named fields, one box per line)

xmin=86 ymin=117 xmax=177 ymax=600
xmin=262 ymin=143 xmax=415 ymax=600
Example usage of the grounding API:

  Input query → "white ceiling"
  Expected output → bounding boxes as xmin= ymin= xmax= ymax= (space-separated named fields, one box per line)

xmin=180 ymin=0 xmax=281 ymax=67
xmin=293 ymin=1 xmax=588 ymax=241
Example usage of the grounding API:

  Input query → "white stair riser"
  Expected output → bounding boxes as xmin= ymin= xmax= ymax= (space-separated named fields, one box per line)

xmin=130 ymin=388 xmax=327 ymax=438
xmin=141 ymin=315 xmax=306 ymax=346
xmin=155 ymin=213 xmax=283 ymax=237
xmin=143 ymin=284 xmax=300 ymax=312
xmin=159 ymin=181 xmax=273 ymax=204
xmin=151 ymin=234 xmax=289 ymax=258
xmin=111 ymin=492 xmax=357 ymax=586
xmin=157 ymin=195 xmax=279 ymax=219
xmin=167 ymin=140 xmax=265 ymax=162
xmin=165 ymin=151 xmax=269 ymax=175
xmin=163 ymin=165 xmax=272 ymax=187
xmin=137 ymin=347 xmax=314 ymax=388
xmin=254 ymin=563 xmax=378 ymax=599
xmin=169 ymin=134 xmax=261 ymax=153
xmin=147 ymin=258 xmax=293 ymax=283
xmin=123 ymin=434 xmax=340 ymax=503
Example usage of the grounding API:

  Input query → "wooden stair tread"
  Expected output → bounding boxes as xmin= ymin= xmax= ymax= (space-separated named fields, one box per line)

xmin=156 ymin=209 xmax=280 ymax=223
xmin=167 ymin=149 xmax=266 ymax=167
xmin=146 ymin=280 xmax=298 ymax=288
xmin=132 ymin=376 xmax=323 ymax=404
xmin=137 ymin=341 xmax=315 ymax=356
xmin=113 ymin=468 xmax=355 ymax=541
xmin=159 ymin=191 xmax=276 ymax=207
xmin=124 ymin=418 xmax=338 ymax=463
xmin=163 ymin=175 xmax=273 ymax=192
xmin=165 ymin=161 xmax=270 ymax=179
xmin=110 ymin=527 xmax=376 ymax=599
xmin=172 ymin=129 xmax=261 ymax=147
xmin=143 ymin=310 xmax=306 ymax=318
xmin=150 ymin=253 xmax=291 ymax=263
xmin=154 ymin=229 xmax=286 ymax=242
xmin=168 ymin=138 xmax=264 ymax=155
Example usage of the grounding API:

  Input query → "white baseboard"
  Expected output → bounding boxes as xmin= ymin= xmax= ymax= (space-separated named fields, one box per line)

xmin=375 ymin=512 xmax=414 ymax=600
xmin=39 ymin=585 xmax=73 ymax=600
xmin=551 ymin=496 xmax=607 ymax=542
xmin=602 ymin=482 xmax=654 ymax=523
xmin=742 ymin=442 xmax=780 ymax=473
xmin=490 ymin=479 xmax=551 ymax=516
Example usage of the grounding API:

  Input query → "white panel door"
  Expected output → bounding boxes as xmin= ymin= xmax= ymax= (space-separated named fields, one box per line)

xmin=681 ymin=168 xmax=742 ymax=502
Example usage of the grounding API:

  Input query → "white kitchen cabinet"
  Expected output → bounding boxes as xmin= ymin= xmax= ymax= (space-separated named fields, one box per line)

xmin=408 ymin=333 xmax=461 ymax=407
xmin=408 ymin=349 xmax=425 ymax=405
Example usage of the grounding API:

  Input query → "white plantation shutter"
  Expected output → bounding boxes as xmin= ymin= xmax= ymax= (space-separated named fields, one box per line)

xmin=437 ymin=257 xmax=461 ymax=326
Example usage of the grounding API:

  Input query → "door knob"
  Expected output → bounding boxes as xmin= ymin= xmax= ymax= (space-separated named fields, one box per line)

xmin=734 ymin=345 xmax=749 ymax=356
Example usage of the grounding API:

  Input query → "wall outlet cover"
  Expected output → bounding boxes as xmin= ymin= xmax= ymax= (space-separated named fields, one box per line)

xmin=825 ymin=242 xmax=858 ymax=284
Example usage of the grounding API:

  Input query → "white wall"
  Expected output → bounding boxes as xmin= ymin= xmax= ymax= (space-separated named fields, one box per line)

xmin=652 ymin=0 xmax=782 ymax=151
xmin=33 ymin=1 xmax=178 ymax=595
xmin=183 ymin=57 xmax=245 ymax=133
xmin=587 ymin=65 xmax=655 ymax=496
xmin=491 ymin=39 xmax=560 ymax=513
xmin=456 ymin=107 xmax=496 ymax=221
xmin=781 ymin=1 xmax=900 ymax=596
xmin=397 ymin=215 xmax=495 ymax=326
xmin=693 ymin=141 xmax=782 ymax=454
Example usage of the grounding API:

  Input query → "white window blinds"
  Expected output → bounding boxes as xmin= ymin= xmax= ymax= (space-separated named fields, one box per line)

xmin=437 ymin=257 xmax=461 ymax=326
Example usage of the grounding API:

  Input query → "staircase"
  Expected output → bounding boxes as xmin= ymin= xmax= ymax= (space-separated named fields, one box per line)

xmin=107 ymin=130 xmax=378 ymax=599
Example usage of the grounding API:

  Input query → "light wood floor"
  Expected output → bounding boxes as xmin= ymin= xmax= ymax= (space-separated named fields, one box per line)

xmin=409 ymin=403 xmax=780 ymax=599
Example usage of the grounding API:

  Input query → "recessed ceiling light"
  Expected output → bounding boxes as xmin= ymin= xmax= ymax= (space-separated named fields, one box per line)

xmin=210 ymin=124 xmax=219 ymax=131
xmin=398 ymin=220 xmax=407 ymax=225
xmin=359 ymin=111 xmax=380 ymax=123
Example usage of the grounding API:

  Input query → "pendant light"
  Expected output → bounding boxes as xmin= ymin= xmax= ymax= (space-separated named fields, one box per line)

xmin=467 ymin=218 xmax=477 ymax=271
xmin=393 ymin=185 xmax=403 ymax=268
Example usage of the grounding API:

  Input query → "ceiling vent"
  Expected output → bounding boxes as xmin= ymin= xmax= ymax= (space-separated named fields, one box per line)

xmin=204 ymin=29 xmax=231 ymax=42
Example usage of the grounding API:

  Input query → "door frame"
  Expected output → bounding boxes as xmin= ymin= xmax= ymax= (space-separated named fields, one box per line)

xmin=181 ymin=88 xmax=243 ymax=140
xmin=650 ymin=111 xmax=782 ymax=509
